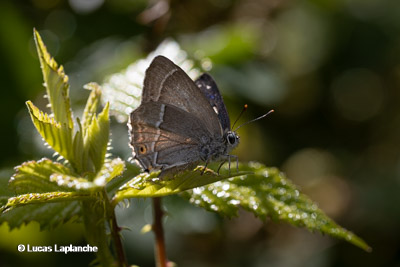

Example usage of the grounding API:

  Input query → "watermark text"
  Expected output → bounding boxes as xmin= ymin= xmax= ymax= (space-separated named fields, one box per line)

xmin=17 ymin=244 xmax=98 ymax=254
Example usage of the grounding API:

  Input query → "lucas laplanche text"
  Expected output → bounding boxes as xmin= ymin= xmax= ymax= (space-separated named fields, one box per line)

xmin=23 ymin=244 xmax=98 ymax=254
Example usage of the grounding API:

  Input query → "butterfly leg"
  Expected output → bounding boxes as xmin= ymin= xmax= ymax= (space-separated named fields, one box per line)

xmin=235 ymin=155 xmax=239 ymax=173
xmin=228 ymin=156 xmax=231 ymax=175
xmin=227 ymin=155 xmax=239 ymax=174
xmin=217 ymin=160 xmax=227 ymax=174
xmin=201 ymin=159 xmax=210 ymax=175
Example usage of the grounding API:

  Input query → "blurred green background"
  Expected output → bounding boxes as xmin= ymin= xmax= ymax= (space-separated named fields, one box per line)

xmin=1 ymin=0 xmax=400 ymax=266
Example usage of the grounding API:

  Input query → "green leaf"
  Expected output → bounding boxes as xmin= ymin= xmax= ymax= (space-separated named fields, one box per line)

xmin=0 ymin=169 xmax=14 ymax=206
xmin=9 ymin=158 xmax=74 ymax=194
xmin=93 ymin=158 xmax=125 ymax=187
xmin=3 ymin=159 xmax=94 ymax=230
xmin=0 ymin=200 xmax=81 ymax=230
xmin=106 ymin=161 xmax=141 ymax=194
xmin=84 ymin=102 xmax=110 ymax=174
xmin=26 ymin=101 xmax=75 ymax=168
xmin=181 ymin=162 xmax=371 ymax=252
xmin=113 ymin=166 xmax=250 ymax=205
xmin=49 ymin=173 xmax=99 ymax=191
xmin=33 ymin=28 xmax=73 ymax=129
xmin=82 ymin=83 xmax=102 ymax=136
xmin=72 ymin=127 xmax=85 ymax=173
xmin=1 ymin=192 xmax=93 ymax=213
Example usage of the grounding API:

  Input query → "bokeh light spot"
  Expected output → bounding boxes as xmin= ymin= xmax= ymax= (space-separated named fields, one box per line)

xmin=69 ymin=0 xmax=104 ymax=14
xmin=45 ymin=10 xmax=76 ymax=40
xmin=331 ymin=68 xmax=384 ymax=122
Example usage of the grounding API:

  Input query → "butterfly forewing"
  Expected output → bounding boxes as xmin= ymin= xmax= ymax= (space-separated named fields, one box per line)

xmin=142 ymin=56 xmax=222 ymax=136
xmin=195 ymin=73 xmax=231 ymax=132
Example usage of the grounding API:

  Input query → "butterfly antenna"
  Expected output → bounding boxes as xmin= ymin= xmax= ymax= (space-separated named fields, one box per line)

xmin=232 ymin=104 xmax=248 ymax=129
xmin=234 ymin=109 xmax=274 ymax=131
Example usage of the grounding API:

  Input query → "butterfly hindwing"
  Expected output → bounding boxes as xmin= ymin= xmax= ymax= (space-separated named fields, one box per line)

xmin=129 ymin=101 xmax=209 ymax=171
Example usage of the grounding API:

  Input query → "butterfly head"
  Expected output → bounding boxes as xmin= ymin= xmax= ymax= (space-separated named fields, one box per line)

xmin=225 ymin=131 xmax=240 ymax=150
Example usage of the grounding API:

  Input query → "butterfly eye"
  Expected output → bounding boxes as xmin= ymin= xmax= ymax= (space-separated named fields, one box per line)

xmin=138 ymin=145 xmax=147 ymax=154
xmin=227 ymin=132 xmax=237 ymax=145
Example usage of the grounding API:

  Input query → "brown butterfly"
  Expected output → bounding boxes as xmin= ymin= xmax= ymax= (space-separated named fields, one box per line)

xmin=128 ymin=56 xmax=239 ymax=177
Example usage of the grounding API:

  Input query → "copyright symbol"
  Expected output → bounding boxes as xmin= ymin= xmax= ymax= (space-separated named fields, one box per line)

xmin=18 ymin=244 xmax=25 ymax=252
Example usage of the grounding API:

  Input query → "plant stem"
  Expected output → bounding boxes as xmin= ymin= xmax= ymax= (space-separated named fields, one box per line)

xmin=110 ymin=212 xmax=127 ymax=266
xmin=153 ymin=197 xmax=167 ymax=267
xmin=103 ymin=190 xmax=128 ymax=267
xmin=82 ymin=199 xmax=115 ymax=267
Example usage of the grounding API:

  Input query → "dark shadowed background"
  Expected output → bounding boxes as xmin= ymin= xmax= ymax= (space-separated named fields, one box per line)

xmin=0 ymin=0 xmax=399 ymax=266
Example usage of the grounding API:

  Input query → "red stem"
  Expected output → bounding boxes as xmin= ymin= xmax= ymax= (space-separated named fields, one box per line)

xmin=152 ymin=197 xmax=167 ymax=267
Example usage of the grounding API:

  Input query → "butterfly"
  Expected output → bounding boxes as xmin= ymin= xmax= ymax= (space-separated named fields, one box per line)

xmin=128 ymin=56 xmax=239 ymax=177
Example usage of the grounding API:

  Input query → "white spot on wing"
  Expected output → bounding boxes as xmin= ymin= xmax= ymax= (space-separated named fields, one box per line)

xmin=213 ymin=106 xmax=219 ymax=114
